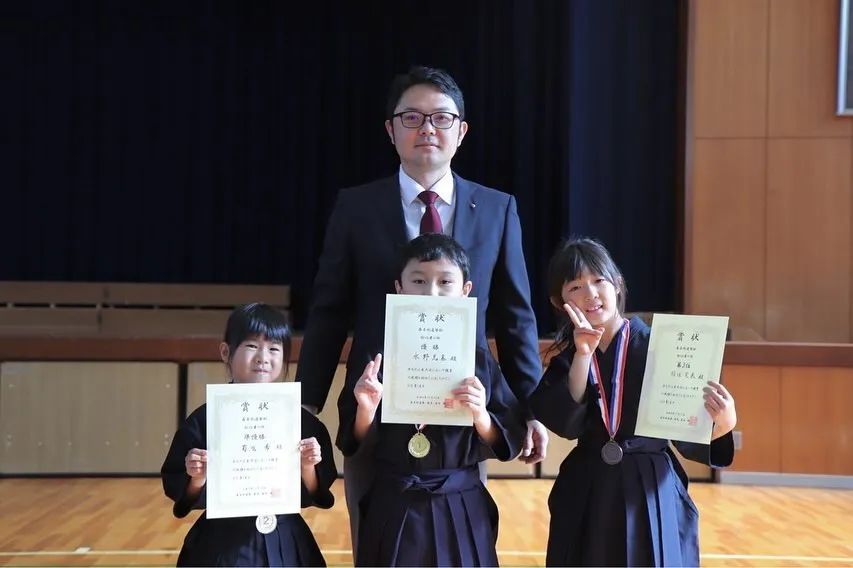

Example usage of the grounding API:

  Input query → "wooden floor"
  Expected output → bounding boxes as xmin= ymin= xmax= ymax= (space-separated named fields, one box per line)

xmin=0 ymin=478 xmax=851 ymax=567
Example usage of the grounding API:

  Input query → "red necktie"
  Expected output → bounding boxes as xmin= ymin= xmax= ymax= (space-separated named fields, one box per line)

xmin=418 ymin=190 xmax=443 ymax=234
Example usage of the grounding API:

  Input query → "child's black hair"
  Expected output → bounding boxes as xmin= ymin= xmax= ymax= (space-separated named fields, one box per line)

xmin=397 ymin=233 xmax=471 ymax=281
xmin=223 ymin=302 xmax=292 ymax=377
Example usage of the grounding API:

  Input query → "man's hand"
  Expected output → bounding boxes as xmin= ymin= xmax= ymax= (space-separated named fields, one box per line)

xmin=518 ymin=419 xmax=549 ymax=464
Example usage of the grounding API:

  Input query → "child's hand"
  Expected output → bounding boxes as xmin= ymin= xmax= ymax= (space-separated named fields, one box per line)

xmin=453 ymin=376 xmax=488 ymax=425
xmin=185 ymin=448 xmax=207 ymax=480
xmin=703 ymin=381 xmax=736 ymax=435
xmin=563 ymin=301 xmax=604 ymax=355
xmin=299 ymin=437 xmax=322 ymax=469
xmin=354 ymin=353 xmax=383 ymax=412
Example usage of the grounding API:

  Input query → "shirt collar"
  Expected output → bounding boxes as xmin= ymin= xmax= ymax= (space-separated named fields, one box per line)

xmin=399 ymin=166 xmax=454 ymax=206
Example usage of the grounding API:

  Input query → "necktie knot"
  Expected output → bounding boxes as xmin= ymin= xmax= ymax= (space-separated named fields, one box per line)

xmin=418 ymin=190 xmax=439 ymax=207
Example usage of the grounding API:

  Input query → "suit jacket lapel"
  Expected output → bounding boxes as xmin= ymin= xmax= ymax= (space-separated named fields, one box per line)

xmin=451 ymin=173 xmax=478 ymax=253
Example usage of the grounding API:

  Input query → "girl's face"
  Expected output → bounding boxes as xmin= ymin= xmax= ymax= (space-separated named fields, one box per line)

xmin=559 ymin=269 xmax=622 ymax=328
xmin=220 ymin=334 xmax=285 ymax=383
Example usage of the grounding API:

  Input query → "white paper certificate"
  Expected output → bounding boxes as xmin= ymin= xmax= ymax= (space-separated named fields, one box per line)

xmin=381 ymin=294 xmax=477 ymax=426
xmin=206 ymin=381 xmax=301 ymax=519
xmin=634 ymin=313 xmax=729 ymax=444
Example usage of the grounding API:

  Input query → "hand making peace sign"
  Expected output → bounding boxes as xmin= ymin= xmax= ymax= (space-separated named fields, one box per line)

xmin=563 ymin=301 xmax=605 ymax=355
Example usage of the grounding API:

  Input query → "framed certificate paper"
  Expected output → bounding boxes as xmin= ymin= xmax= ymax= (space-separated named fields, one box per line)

xmin=206 ymin=381 xmax=302 ymax=519
xmin=381 ymin=294 xmax=477 ymax=426
xmin=634 ymin=313 xmax=729 ymax=444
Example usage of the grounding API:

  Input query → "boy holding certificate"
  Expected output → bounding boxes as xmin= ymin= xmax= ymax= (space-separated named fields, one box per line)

xmin=529 ymin=237 xmax=738 ymax=567
xmin=161 ymin=303 xmax=337 ymax=567
xmin=339 ymin=233 xmax=528 ymax=567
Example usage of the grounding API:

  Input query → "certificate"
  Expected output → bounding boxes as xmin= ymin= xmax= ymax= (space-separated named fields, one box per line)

xmin=206 ymin=382 xmax=302 ymax=519
xmin=634 ymin=313 xmax=729 ymax=444
xmin=381 ymin=294 xmax=477 ymax=426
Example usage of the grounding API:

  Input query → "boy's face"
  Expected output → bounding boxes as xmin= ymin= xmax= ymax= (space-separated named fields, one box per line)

xmin=395 ymin=257 xmax=472 ymax=297
xmin=220 ymin=334 xmax=284 ymax=384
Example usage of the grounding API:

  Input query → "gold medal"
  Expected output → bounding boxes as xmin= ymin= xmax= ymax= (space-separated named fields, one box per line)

xmin=408 ymin=431 xmax=430 ymax=458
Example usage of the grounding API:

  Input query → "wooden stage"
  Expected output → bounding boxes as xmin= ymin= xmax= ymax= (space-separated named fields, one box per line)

xmin=0 ymin=477 xmax=850 ymax=567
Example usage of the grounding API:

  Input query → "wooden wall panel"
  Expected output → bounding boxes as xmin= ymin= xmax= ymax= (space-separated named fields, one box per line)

xmin=767 ymin=0 xmax=852 ymax=137
xmin=688 ymin=0 xmax=853 ymax=343
xmin=692 ymin=0 xmax=769 ymax=137
xmin=0 ymin=308 xmax=99 ymax=336
xmin=765 ymin=139 xmax=852 ymax=341
xmin=720 ymin=364 xmax=781 ymax=472
xmin=780 ymin=367 xmax=853 ymax=475
xmin=186 ymin=362 xmax=230 ymax=415
xmin=671 ymin=444 xmax=712 ymax=480
xmin=539 ymin=435 xmax=576 ymax=478
xmin=690 ymin=139 xmax=767 ymax=335
xmin=0 ymin=362 xmax=178 ymax=474
xmin=100 ymin=309 xmax=230 ymax=338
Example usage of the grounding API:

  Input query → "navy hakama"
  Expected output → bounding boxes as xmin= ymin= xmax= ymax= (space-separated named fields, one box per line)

xmin=162 ymin=406 xmax=336 ymax=567
xmin=339 ymin=347 xmax=528 ymax=567
xmin=530 ymin=316 xmax=735 ymax=567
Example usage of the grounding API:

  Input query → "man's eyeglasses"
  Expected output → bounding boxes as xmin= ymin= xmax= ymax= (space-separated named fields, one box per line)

xmin=392 ymin=111 xmax=460 ymax=130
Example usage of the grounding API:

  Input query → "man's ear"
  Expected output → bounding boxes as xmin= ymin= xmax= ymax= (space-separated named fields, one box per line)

xmin=462 ymin=281 xmax=473 ymax=296
xmin=394 ymin=280 xmax=402 ymax=294
xmin=219 ymin=342 xmax=230 ymax=364
xmin=457 ymin=120 xmax=469 ymax=146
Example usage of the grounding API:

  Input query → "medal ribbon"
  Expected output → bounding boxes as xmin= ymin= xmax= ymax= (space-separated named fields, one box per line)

xmin=587 ymin=319 xmax=630 ymax=439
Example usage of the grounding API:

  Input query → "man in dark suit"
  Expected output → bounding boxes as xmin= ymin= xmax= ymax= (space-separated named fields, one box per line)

xmin=297 ymin=66 xmax=547 ymax=556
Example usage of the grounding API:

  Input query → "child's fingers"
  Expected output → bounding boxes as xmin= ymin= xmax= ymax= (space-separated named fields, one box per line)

xmin=703 ymin=390 xmax=725 ymax=408
xmin=362 ymin=353 xmax=382 ymax=378
xmin=707 ymin=381 xmax=731 ymax=399
xmin=563 ymin=303 xmax=581 ymax=327
xmin=704 ymin=394 xmax=724 ymax=412
xmin=575 ymin=328 xmax=602 ymax=337
xmin=453 ymin=382 xmax=482 ymax=395
xmin=454 ymin=393 xmax=483 ymax=407
xmin=186 ymin=449 xmax=207 ymax=463
xmin=569 ymin=302 xmax=592 ymax=329
xmin=460 ymin=376 xmax=485 ymax=391
xmin=302 ymin=448 xmax=322 ymax=460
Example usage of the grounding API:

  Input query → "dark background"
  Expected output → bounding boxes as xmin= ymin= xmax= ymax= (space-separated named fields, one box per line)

xmin=0 ymin=0 xmax=682 ymax=336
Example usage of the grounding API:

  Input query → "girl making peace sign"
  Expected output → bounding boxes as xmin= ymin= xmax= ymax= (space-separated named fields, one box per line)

xmin=529 ymin=237 xmax=737 ymax=567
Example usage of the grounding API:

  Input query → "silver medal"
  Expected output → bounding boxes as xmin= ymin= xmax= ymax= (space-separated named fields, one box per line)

xmin=256 ymin=514 xmax=277 ymax=534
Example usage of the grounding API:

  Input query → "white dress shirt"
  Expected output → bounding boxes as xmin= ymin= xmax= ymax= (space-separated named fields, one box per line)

xmin=398 ymin=166 xmax=455 ymax=240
